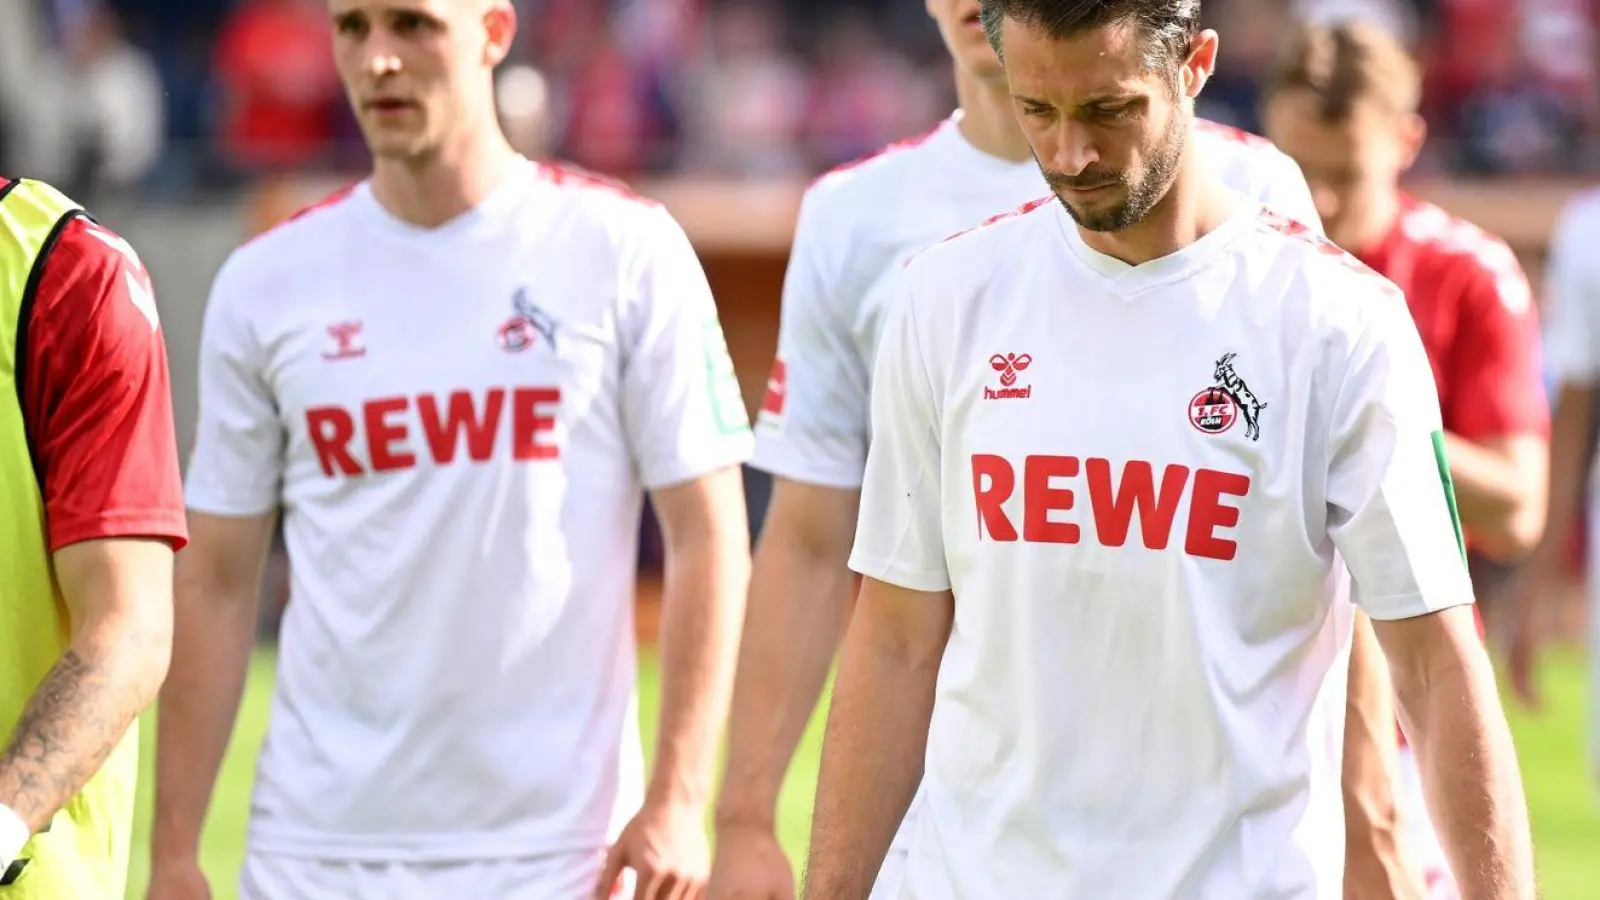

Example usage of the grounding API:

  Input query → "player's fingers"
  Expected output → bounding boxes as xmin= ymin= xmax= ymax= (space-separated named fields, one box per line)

xmin=661 ymin=870 xmax=701 ymax=900
xmin=1507 ymin=638 xmax=1540 ymax=707
xmin=633 ymin=865 xmax=664 ymax=900
xmin=674 ymin=876 xmax=705 ymax=900
xmin=595 ymin=843 xmax=628 ymax=900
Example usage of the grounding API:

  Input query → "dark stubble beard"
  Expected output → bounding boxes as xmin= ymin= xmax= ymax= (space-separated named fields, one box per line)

xmin=1041 ymin=103 xmax=1189 ymax=233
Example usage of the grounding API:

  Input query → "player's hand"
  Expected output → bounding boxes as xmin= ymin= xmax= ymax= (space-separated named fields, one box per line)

xmin=596 ymin=798 xmax=711 ymax=900
xmin=1503 ymin=567 xmax=1552 ymax=708
xmin=706 ymin=822 xmax=795 ymax=900
xmin=144 ymin=857 xmax=212 ymax=900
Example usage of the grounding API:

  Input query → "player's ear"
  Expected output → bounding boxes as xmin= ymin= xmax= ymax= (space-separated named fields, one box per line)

xmin=1180 ymin=29 xmax=1219 ymax=99
xmin=483 ymin=1 xmax=516 ymax=68
xmin=1397 ymin=111 xmax=1427 ymax=171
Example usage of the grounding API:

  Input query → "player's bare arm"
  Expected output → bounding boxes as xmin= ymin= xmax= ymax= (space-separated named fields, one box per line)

xmin=1507 ymin=381 xmax=1592 ymax=703
xmin=1438 ymin=433 xmax=1547 ymax=561
xmin=147 ymin=512 xmax=275 ymax=887
xmin=712 ymin=481 xmax=860 ymax=870
xmin=597 ymin=464 xmax=749 ymax=899
xmin=1342 ymin=611 xmax=1428 ymax=900
xmin=0 ymin=538 xmax=173 ymax=831
xmin=802 ymin=577 xmax=951 ymax=899
xmin=1371 ymin=607 xmax=1536 ymax=899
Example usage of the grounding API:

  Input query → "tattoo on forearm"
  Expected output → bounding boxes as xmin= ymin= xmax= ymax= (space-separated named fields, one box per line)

xmin=0 ymin=648 xmax=143 ymax=829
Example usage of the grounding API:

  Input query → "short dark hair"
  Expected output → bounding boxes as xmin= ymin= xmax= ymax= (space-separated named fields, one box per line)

xmin=979 ymin=0 xmax=1202 ymax=70
xmin=1260 ymin=20 xmax=1421 ymax=120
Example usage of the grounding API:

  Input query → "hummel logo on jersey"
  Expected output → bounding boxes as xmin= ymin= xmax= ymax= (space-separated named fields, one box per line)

xmin=1190 ymin=353 xmax=1267 ymax=440
xmin=985 ymin=352 xmax=1032 ymax=400
xmin=499 ymin=288 xmax=557 ymax=353
xmin=323 ymin=320 xmax=366 ymax=361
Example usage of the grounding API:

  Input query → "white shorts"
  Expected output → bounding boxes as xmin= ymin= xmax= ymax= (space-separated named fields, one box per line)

xmin=870 ymin=846 xmax=908 ymax=900
xmin=239 ymin=849 xmax=635 ymax=900
xmin=1396 ymin=746 xmax=1459 ymax=900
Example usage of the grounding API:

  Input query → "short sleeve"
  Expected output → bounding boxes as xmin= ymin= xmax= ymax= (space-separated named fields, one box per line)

xmin=1442 ymin=258 xmax=1548 ymax=440
xmin=619 ymin=207 xmax=754 ymax=490
xmin=183 ymin=253 xmax=285 ymax=516
xmin=847 ymin=273 xmax=948 ymax=592
xmin=749 ymin=190 xmax=872 ymax=488
xmin=1540 ymin=199 xmax=1600 ymax=384
xmin=23 ymin=217 xmax=187 ymax=551
xmin=1326 ymin=288 xmax=1475 ymax=621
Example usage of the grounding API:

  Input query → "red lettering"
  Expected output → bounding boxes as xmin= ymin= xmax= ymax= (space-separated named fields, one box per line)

xmin=513 ymin=387 xmax=561 ymax=460
xmin=1185 ymin=469 xmax=1251 ymax=560
xmin=364 ymin=397 xmax=415 ymax=472
xmin=1023 ymin=454 xmax=1080 ymax=544
xmin=419 ymin=389 xmax=504 ymax=464
xmin=971 ymin=454 xmax=1017 ymax=541
xmin=306 ymin=407 xmax=362 ymax=477
xmin=1087 ymin=459 xmax=1190 ymax=550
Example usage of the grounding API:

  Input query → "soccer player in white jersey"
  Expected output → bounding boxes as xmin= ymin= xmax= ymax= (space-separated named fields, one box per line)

xmin=706 ymin=3 xmax=1425 ymax=900
xmin=1508 ymin=187 xmax=1600 ymax=789
xmin=801 ymin=0 xmax=1536 ymax=897
xmin=144 ymin=1 xmax=753 ymax=899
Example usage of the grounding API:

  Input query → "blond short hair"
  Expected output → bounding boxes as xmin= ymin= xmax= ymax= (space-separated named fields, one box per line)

xmin=1262 ymin=19 xmax=1422 ymax=119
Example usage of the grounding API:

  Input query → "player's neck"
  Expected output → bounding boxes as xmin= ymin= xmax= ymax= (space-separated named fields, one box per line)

xmin=1341 ymin=191 xmax=1404 ymax=258
xmin=1077 ymin=144 xmax=1240 ymax=267
xmin=954 ymin=66 xmax=1032 ymax=163
xmin=369 ymin=129 xmax=522 ymax=230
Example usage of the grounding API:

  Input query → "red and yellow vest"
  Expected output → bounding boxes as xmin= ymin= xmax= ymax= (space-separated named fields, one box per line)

xmin=0 ymin=178 xmax=139 ymax=897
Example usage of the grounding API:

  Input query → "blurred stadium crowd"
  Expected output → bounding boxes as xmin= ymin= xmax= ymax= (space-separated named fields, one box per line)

xmin=2 ymin=0 xmax=1600 ymax=205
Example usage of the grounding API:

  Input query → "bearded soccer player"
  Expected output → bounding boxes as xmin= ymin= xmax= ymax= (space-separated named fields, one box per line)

xmin=143 ymin=2 xmax=753 ymax=899
xmin=801 ymin=0 xmax=1536 ymax=897
xmin=708 ymin=1 xmax=1321 ymax=897
xmin=1262 ymin=22 xmax=1549 ymax=898
xmin=0 ymin=177 xmax=184 ymax=897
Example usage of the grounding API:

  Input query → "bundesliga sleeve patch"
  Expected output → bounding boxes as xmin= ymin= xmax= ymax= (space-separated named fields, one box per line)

xmin=759 ymin=357 xmax=787 ymax=424
xmin=702 ymin=316 xmax=750 ymax=435
xmin=1432 ymin=430 xmax=1466 ymax=562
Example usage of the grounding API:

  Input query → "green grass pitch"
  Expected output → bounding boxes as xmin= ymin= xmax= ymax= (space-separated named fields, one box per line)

xmin=124 ymin=648 xmax=1599 ymax=898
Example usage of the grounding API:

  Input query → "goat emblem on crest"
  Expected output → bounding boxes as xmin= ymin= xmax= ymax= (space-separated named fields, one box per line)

xmin=1189 ymin=353 xmax=1268 ymax=441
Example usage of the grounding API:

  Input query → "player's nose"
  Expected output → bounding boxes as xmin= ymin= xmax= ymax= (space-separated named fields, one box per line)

xmin=1044 ymin=125 xmax=1099 ymax=177
xmin=364 ymin=51 xmax=402 ymax=77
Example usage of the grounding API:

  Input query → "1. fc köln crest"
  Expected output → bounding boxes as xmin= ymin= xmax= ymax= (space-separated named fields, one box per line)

xmin=1188 ymin=352 xmax=1268 ymax=441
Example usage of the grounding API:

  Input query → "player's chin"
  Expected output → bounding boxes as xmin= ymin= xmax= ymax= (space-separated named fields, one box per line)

xmin=1058 ymin=196 xmax=1133 ymax=233
xmin=366 ymin=132 xmax=427 ymax=161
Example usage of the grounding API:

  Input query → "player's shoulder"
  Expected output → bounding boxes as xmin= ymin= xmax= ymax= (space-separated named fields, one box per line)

xmin=0 ymin=177 xmax=120 ymax=263
xmin=1551 ymin=186 xmax=1600 ymax=247
xmin=534 ymin=159 xmax=663 ymax=218
xmin=1247 ymin=205 xmax=1407 ymax=318
xmin=220 ymin=182 xmax=362 ymax=293
xmin=800 ymin=119 xmax=951 ymax=225
xmin=529 ymin=159 xmax=688 ymax=261
xmin=1392 ymin=194 xmax=1516 ymax=265
xmin=1195 ymin=118 xmax=1277 ymax=152
xmin=808 ymin=119 xmax=950 ymax=196
xmin=903 ymin=195 xmax=1056 ymax=288
xmin=1195 ymin=118 xmax=1295 ymax=167
xmin=0 ymin=178 xmax=149 ymax=319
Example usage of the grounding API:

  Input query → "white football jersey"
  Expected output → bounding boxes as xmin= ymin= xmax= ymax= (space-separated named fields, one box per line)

xmin=185 ymin=158 xmax=754 ymax=861
xmin=849 ymin=196 xmax=1473 ymax=898
xmin=750 ymin=112 xmax=1320 ymax=490
xmin=1541 ymin=188 xmax=1600 ymax=391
